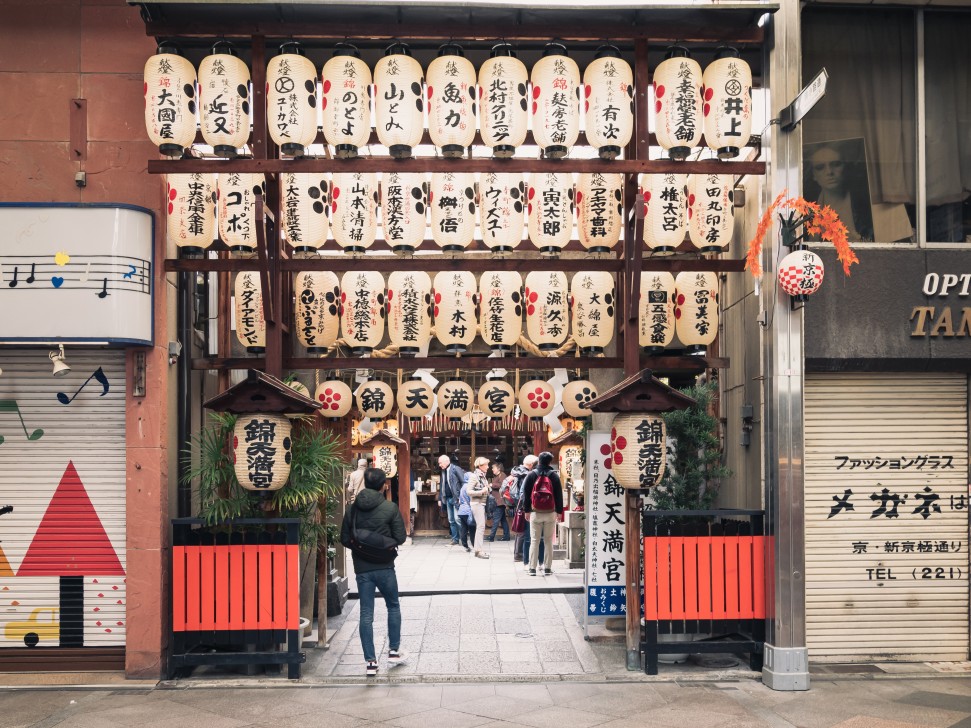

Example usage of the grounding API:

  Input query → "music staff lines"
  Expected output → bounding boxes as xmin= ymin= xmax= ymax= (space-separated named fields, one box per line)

xmin=0 ymin=256 xmax=151 ymax=295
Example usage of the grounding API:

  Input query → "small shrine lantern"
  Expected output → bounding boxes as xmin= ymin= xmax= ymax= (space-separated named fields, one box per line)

xmin=198 ymin=42 xmax=251 ymax=157
xmin=437 ymin=379 xmax=474 ymax=420
xmin=433 ymin=270 xmax=477 ymax=353
xmin=144 ymin=43 xmax=197 ymax=157
xmin=340 ymin=270 xmax=385 ymax=355
xmin=639 ymin=272 xmax=676 ymax=355
xmin=653 ymin=46 xmax=703 ymax=161
xmin=561 ymin=378 xmax=598 ymax=418
xmin=387 ymin=270 xmax=432 ymax=357
xmin=356 ymin=380 xmax=394 ymax=420
xmin=315 ymin=379 xmax=353 ymax=419
xmin=266 ymin=42 xmax=319 ymax=158
xmin=570 ymin=271 xmax=615 ymax=355
xmin=527 ymin=172 xmax=574 ymax=256
xmin=778 ymin=249 xmax=825 ymax=301
xmin=479 ymin=270 xmax=523 ymax=353
xmin=430 ymin=172 xmax=476 ymax=252
xmin=583 ymin=44 xmax=634 ymax=160
xmin=427 ymin=43 xmax=476 ymax=158
xmin=674 ymin=271 xmax=718 ymax=355
xmin=478 ymin=43 xmax=529 ymax=158
xmin=233 ymin=271 xmax=265 ymax=354
xmin=381 ymin=172 xmax=426 ymax=254
xmin=525 ymin=270 xmax=569 ymax=351
xmin=518 ymin=380 xmax=555 ymax=419
xmin=478 ymin=378 xmax=516 ymax=419
xmin=531 ymin=43 xmax=580 ymax=159
xmin=294 ymin=270 xmax=340 ymax=353
xmin=166 ymin=173 xmax=217 ymax=256
xmin=369 ymin=429 xmax=406 ymax=479
xmin=218 ymin=173 xmax=265 ymax=254
xmin=397 ymin=376 xmax=435 ymax=420
xmin=687 ymin=174 xmax=734 ymax=254
xmin=374 ymin=42 xmax=425 ymax=159
xmin=332 ymin=172 xmax=378 ymax=253
xmin=642 ymin=173 xmax=687 ymax=255
xmin=282 ymin=173 xmax=329 ymax=256
xmin=702 ymin=47 xmax=752 ymax=160
xmin=321 ymin=43 xmax=372 ymax=159
xmin=479 ymin=173 xmax=525 ymax=252
xmin=577 ymin=173 xmax=623 ymax=253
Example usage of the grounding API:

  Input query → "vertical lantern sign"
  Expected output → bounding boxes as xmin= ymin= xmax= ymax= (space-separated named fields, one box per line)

xmin=219 ymin=173 xmax=265 ymax=254
xmin=431 ymin=172 xmax=476 ymax=252
xmin=675 ymin=271 xmax=718 ymax=355
xmin=610 ymin=413 xmax=665 ymax=489
xmin=373 ymin=444 xmax=398 ymax=478
xmin=433 ymin=270 xmax=476 ymax=353
xmin=478 ymin=43 xmax=529 ymax=158
xmin=531 ymin=43 xmax=580 ymax=159
xmin=294 ymin=270 xmax=339 ymax=353
xmin=528 ymin=173 xmax=574 ymax=256
xmin=525 ymin=270 xmax=569 ymax=351
xmin=198 ymin=43 xmax=251 ymax=157
xmin=397 ymin=377 xmax=435 ymax=420
xmin=479 ymin=270 xmax=523 ymax=353
xmin=571 ymin=271 xmax=615 ymax=355
xmin=479 ymin=173 xmax=525 ymax=253
xmin=234 ymin=271 xmax=265 ymax=354
xmin=702 ymin=47 xmax=752 ymax=160
xmin=427 ymin=43 xmax=476 ymax=158
xmin=144 ymin=45 xmax=197 ymax=157
xmin=478 ymin=378 xmax=515 ymax=419
xmin=357 ymin=380 xmax=394 ymax=420
xmin=374 ymin=43 xmax=424 ymax=159
xmin=282 ymin=173 xmax=329 ymax=256
xmin=233 ymin=413 xmax=292 ymax=491
xmin=266 ymin=43 xmax=319 ymax=157
xmin=332 ymin=172 xmax=378 ymax=253
xmin=642 ymin=173 xmax=686 ymax=255
xmin=340 ymin=270 xmax=385 ymax=355
xmin=639 ymin=271 xmax=676 ymax=355
xmin=688 ymin=174 xmax=734 ymax=254
xmin=387 ymin=270 xmax=432 ymax=357
xmin=382 ymin=172 xmax=426 ymax=254
xmin=437 ymin=379 xmax=474 ymax=420
xmin=315 ymin=379 xmax=353 ymax=418
xmin=166 ymin=173 xmax=216 ymax=255
xmin=583 ymin=44 xmax=633 ymax=160
xmin=321 ymin=44 xmax=372 ymax=159
xmin=653 ymin=46 xmax=703 ymax=161
xmin=577 ymin=173 xmax=623 ymax=253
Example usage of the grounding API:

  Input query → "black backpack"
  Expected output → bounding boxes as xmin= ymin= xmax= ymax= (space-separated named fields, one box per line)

xmin=347 ymin=504 xmax=398 ymax=563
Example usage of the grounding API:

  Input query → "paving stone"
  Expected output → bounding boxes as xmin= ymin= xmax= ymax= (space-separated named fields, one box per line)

xmin=541 ymin=660 xmax=585 ymax=674
xmin=416 ymin=651 xmax=460 ymax=674
xmin=422 ymin=633 xmax=461 ymax=652
xmin=460 ymin=652 xmax=502 ymax=675
xmin=500 ymin=660 xmax=544 ymax=674
xmin=514 ymin=705 xmax=609 ymax=728
xmin=460 ymin=634 xmax=499 ymax=652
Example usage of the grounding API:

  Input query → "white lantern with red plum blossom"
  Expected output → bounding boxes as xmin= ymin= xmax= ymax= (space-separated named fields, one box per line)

xmin=282 ymin=173 xmax=329 ymax=256
xmin=219 ymin=172 xmax=265 ymax=254
xmin=166 ymin=173 xmax=216 ymax=255
xmin=519 ymin=380 xmax=555 ymax=419
xmin=234 ymin=271 xmax=265 ymax=353
xmin=639 ymin=272 xmax=676 ymax=355
xmin=561 ymin=379 xmax=598 ymax=418
xmin=198 ymin=43 xmax=250 ymax=157
xmin=332 ymin=172 xmax=378 ymax=253
xmin=527 ymin=173 xmax=574 ymax=256
xmin=233 ymin=413 xmax=292 ymax=491
xmin=610 ymin=413 xmax=666 ymax=489
xmin=356 ymin=380 xmax=394 ymax=419
xmin=674 ymin=271 xmax=718 ymax=355
xmin=642 ymin=173 xmax=687 ymax=255
xmin=478 ymin=378 xmax=516 ymax=418
xmin=702 ymin=47 xmax=752 ymax=160
xmin=387 ymin=270 xmax=432 ymax=356
xmin=478 ymin=44 xmax=529 ymax=158
xmin=397 ymin=377 xmax=435 ymax=419
xmin=577 ymin=173 xmax=623 ymax=253
xmin=374 ymin=43 xmax=425 ymax=159
xmin=777 ymin=249 xmax=825 ymax=300
xmin=653 ymin=47 xmax=703 ymax=161
xmin=340 ymin=270 xmax=385 ymax=355
xmin=525 ymin=270 xmax=569 ymax=351
xmin=479 ymin=270 xmax=523 ymax=353
xmin=479 ymin=173 xmax=525 ymax=252
xmin=433 ymin=270 xmax=476 ymax=353
xmin=315 ymin=380 xmax=352 ymax=419
xmin=427 ymin=43 xmax=476 ymax=158
xmin=266 ymin=43 xmax=319 ymax=157
xmin=530 ymin=43 xmax=580 ymax=159
xmin=688 ymin=174 xmax=734 ymax=254
xmin=144 ymin=45 xmax=197 ymax=157
xmin=583 ymin=44 xmax=634 ymax=160
xmin=381 ymin=172 xmax=426 ymax=253
xmin=571 ymin=271 xmax=615 ymax=355
xmin=430 ymin=172 xmax=476 ymax=251
xmin=294 ymin=271 xmax=339 ymax=353
xmin=321 ymin=44 xmax=372 ymax=159
xmin=437 ymin=379 xmax=474 ymax=420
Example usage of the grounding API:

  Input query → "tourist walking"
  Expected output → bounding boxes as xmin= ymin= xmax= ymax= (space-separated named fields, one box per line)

xmin=457 ymin=476 xmax=476 ymax=552
xmin=437 ymin=454 xmax=463 ymax=545
xmin=522 ymin=451 xmax=563 ymax=576
xmin=508 ymin=454 xmax=537 ymax=562
xmin=486 ymin=461 xmax=510 ymax=541
xmin=468 ymin=456 xmax=491 ymax=559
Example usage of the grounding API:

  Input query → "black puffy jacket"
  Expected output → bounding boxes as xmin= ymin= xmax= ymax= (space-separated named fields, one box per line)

xmin=340 ymin=487 xmax=407 ymax=573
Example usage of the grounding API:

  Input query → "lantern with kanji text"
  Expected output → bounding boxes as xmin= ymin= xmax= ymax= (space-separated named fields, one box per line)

xmin=527 ymin=172 xmax=574 ymax=256
xmin=433 ymin=270 xmax=476 ymax=353
xmin=321 ymin=43 xmax=372 ymax=159
xmin=479 ymin=173 xmax=525 ymax=252
xmin=530 ymin=43 xmax=580 ymax=159
xmin=778 ymin=249 xmax=825 ymax=301
xmin=570 ymin=271 xmax=615 ymax=355
xmin=387 ymin=270 xmax=432 ymax=356
xmin=577 ymin=173 xmax=623 ymax=253
xmin=642 ymin=173 xmax=687 ymax=255
xmin=427 ymin=43 xmax=476 ymax=158
xmin=687 ymin=174 xmax=734 ymax=254
xmin=431 ymin=172 xmax=476 ymax=252
xmin=583 ymin=44 xmax=633 ymax=160
xmin=674 ymin=271 xmax=718 ymax=355
xmin=397 ymin=376 xmax=435 ymax=420
xmin=374 ymin=42 xmax=425 ymax=159
xmin=639 ymin=271 xmax=676 ymax=355
xmin=144 ymin=44 xmax=197 ymax=157
xmin=373 ymin=442 xmax=398 ymax=478
xmin=479 ymin=270 xmax=523 ymax=353
xmin=266 ymin=43 xmax=319 ymax=157
xmin=653 ymin=46 xmax=703 ymax=161
xmin=294 ymin=270 xmax=339 ymax=353
xmin=438 ymin=379 xmax=474 ymax=420
xmin=198 ymin=42 xmax=251 ymax=157
xmin=282 ymin=172 xmax=329 ymax=256
xmin=381 ymin=172 xmax=426 ymax=253
xmin=165 ymin=173 xmax=216 ymax=255
xmin=218 ymin=172 xmax=265 ymax=254
xmin=340 ymin=270 xmax=385 ymax=355
xmin=356 ymin=380 xmax=394 ymax=420
xmin=234 ymin=271 xmax=265 ymax=353
xmin=610 ymin=413 xmax=666 ymax=490
xmin=478 ymin=43 xmax=529 ymax=158
xmin=525 ymin=270 xmax=569 ymax=351
xmin=702 ymin=47 xmax=752 ymax=160
xmin=332 ymin=172 xmax=378 ymax=253
xmin=478 ymin=378 xmax=516 ymax=419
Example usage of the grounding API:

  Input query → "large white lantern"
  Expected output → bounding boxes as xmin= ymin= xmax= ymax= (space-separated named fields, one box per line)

xmin=198 ymin=43 xmax=251 ymax=157
xmin=433 ymin=270 xmax=476 ymax=353
xmin=570 ymin=271 xmax=615 ymax=355
xmin=702 ymin=47 xmax=752 ymax=160
xmin=479 ymin=270 xmax=523 ymax=353
xmin=653 ymin=46 xmax=703 ymax=161
xmin=233 ymin=271 xmax=265 ymax=354
xmin=530 ymin=43 xmax=580 ymax=159
xmin=778 ymin=249 xmax=825 ymax=301
xmin=610 ymin=413 xmax=665 ymax=489
xmin=357 ymin=380 xmax=394 ymax=419
xmin=479 ymin=173 xmax=525 ymax=252
xmin=688 ymin=174 xmax=734 ymax=254
xmin=527 ymin=172 xmax=574 ymax=256
xmin=675 ymin=271 xmax=718 ymax=355
xmin=478 ymin=43 xmax=529 ymax=158
xmin=374 ymin=42 xmax=425 ymax=159
xmin=165 ymin=173 xmax=216 ymax=255
xmin=332 ymin=172 xmax=378 ymax=253
xmin=583 ymin=44 xmax=634 ymax=160
xmin=427 ymin=43 xmax=476 ymax=158
xmin=294 ymin=270 xmax=340 ymax=353
xmin=321 ymin=44 xmax=372 ymax=159
xmin=430 ymin=172 xmax=476 ymax=252
xmin=561 ymin=379 xmax=598 ymax=418
xmin=144 ymin=44 xmax=197 ymax=157
xmin=233 ymin=413 xmax=292 ymax=491
xmin=373 ymin=444 xmax=398 ymax=478
xmin=640 ymin=271 xmax=676 ymax=355
xmin=387 ymin=270 xmax=432 ymax=356
xmin=525 ymin=270 xmax=569 ymax=351
xmin=397 ymin=377 xmax=435 ymax=419
xmin=437 ymin=379 xmax=474 ymax=420
xmin=577 ymin=172 xmax=623 ymax=253
xmin=282 ymin=173 xmax=329 ymax=256
xmin=381 ymin=172 xmax=426 ymax=253
xmin=266 ymin=42 xmax=319 ymax=157
xmin=340 ymin=270 xmax=385 ymax=355
xmin=218 ymin=172 xmax=265 ymax=254
xmin=478 ymin=378 xmax=516 ymax=418
xmin=315 ymin=380 xmax=352 ymax=419
xmin=519 ymin=380 xmax=555 ymax=419
xmin=642 ymin=173 xmax=687 ymax=255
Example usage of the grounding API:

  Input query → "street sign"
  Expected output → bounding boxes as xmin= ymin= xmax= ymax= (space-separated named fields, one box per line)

xmin=780 ymin=68 xmax=828 ymax=131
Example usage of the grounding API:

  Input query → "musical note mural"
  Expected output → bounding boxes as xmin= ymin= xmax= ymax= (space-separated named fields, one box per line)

xmin=56 ymin=367 xmax=109 ymax=405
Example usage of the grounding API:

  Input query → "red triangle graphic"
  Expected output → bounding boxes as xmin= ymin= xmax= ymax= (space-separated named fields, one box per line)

xmin=17 ymin=461 xmax=125 ymax=577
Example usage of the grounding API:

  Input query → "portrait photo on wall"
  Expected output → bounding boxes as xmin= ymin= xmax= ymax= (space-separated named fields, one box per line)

xmin=803 ymin=137 xmax=875 ymax=242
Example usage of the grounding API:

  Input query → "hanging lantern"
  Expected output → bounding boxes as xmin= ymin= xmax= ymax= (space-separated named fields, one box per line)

xmin=315 ymin=379 xmax=353 ymax=419
xmin=559 ymin=444 xmax=584 ymax=483
xmin=387 ymin=270 xmax=432 ymax=356
xmin=583 ymin=44 xmax=634 ymax=160
xmin=294 ymin=270 xmax=339 ymax=353
xmin=233 ymin=271 xmax=265 ymax=354
xmin=642 ymin=173 xmax=687 ymax=255
xmin=282 ymin=173 xmax=329 ymax=256
xmin=232 ymin=413 xmax=292 ymax=491
xmin=527 ymin=172 xmax=574 ymax=256
xmin=478 ymin=43 xmax=529 ymax=158
xmin=340 ymin=270 xmax=385 ymax=355
xmin=266 ymin=42 xmax=319 ymax=157
xmin=653 ymin=46 xmax=703 ymax=161
xmin=674 ymin=271 xmax=718 ymax=355
xmin=218 ymin=172 xmax=265 ymax=254
xmin=530 ymin=43 xmax=580 ymax=159
xmin=525 ymin=270 xmax=569 ymax=351
xmin=610 ymin=413 xmax=665 ymax=489
xmin=332 ymin=172 xmax=378 ymax=253
xmin=427 ymin=43 xmax=476 ymax=158
xmin=381 ymin=172 xmax=426 ymax=253
xmin=778 ymin=249 xmax=825 ymax=301
xmin=639 ymin=271 xmax=676 ymax=355
xmin=576 ymin=173 xmax=623 ymax=253
xmin=433 ymin=270 xmax=476 ymax=353
xmin=478 ymin=378 xmax=516 ymax=419
xmin=374 ymin=42 xmax=425 ymax=159
xmin=437 ymin=379 xmax=474 ymax=420
xmin=165 ymin=173 xmax=217 ymax=255
xmin=357 ymin=380 xmax=394 ymax=419
xmin=144 ymin=44 xmax=197 ymax=157
xmin=561 ymin=379 xmax=598 ymax=418
xmin=198 ymin=42 xmax=251 ymax=157
xmin=570 ymin=271 xmax=615 ymax=355
xmin=479 ymin=270 xmax=523 ymax=353
xmin=479 ymin=173 xmax=525 ymax=252
xmin=430 ymin=172 xmax=476 ymax=251
xmin=321 ymin=44 xmax=372 ymax=159
xmin=519 ymin=380 xmax=555 ymax=419
xmin=702 ymin=47 xmax=752 ymax=160
xmin=397 ymin=376 xmax=435 ymax=419
xmin=373 ymin=443 xmax=398 ymax=478
xmin=687 ymin=174 xmax=734 ymax=254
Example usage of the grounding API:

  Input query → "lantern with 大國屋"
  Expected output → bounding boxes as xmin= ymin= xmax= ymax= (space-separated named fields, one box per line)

xmin=530 ymin=42 xmax=580 ymax=159
xmin=165 ymin=173 xmax=217 ymax=256
xmin=519 ymin=380 xmax=555 ymax=419
xmin=570 ymin=271 xmax=615 ymax=355
xmin=387 ymin=270 xmax=432 ymax=357
xmin=144 ymin=43 xmax=197 ymax=157
xmin=561 ymin=378 xmax=598 ymax=418
xmin=374 ymin=42 xmax=425 ymax=159
xmin=234 ymin=271 xmax=265 ymax=354
xmin=266 ymin=42 xmax=319 ymax=158
xmin=525 ymin=270 xmax=569 ymax=351
xmin=478 ymin=378 xmax=516 ymax=418
xmin=294 ymin=270 xmax=340 ymax=353
xmin=433 ymin=270 xmax=477 ymax=353
xmin=583 ymin=44 xmax=634 ymax=160
xmin=397 ymin=376 xmax=435 ymax=420
xmin=639 ymin=271 xmax=676 ymax=355
xmin=431 ymin=172 xmax=476 ymax=252
xmin=282 ymin=173 xmax=329 ymax=257
xmin=198 ymin=42 xmax=251 ymax=158
xmin=340 ymin=270 xmax=385 ymax=355
xmin=577 ymin=173 xmax=623 ymax=254
xmin=315 ymin=379 xmax=352 ymax=419
xmin=479 ymin=173 xmax=525 ymax=253
xmin=702 ymin=47 xmax=752 ymax=160
xmin=527 ymin=173 xmax=574 ymax=257
xmin=321 ymin=43 xmax=372 ymax=159
xmin=687 ymin=174 xmax=734 ymax=254
xmin=641 ymin=173 xmax=687 ymax=256
xmin=332 ymin=172 xmax=378 ymax=253
xmin=478 ymin=43 xmax=529 ymax=158
xmin=427 ymin=43 xmax=476 ymax=158
xmin=653 ymin=46 xmax=703 ymax=161
xmin=777 ymin=249 xmax=825 ymax=301
xmin=382 ymin=172 xmax=426 ymax=254
xmin=674 ymin=270 xmax=718 ymax=355
xmin=437 ymin=379 xmax=474 ymax=420
xmin=356 ymin=380 xmax=394 ymax=420
xmin=219 ymin=172 xmax=265 ymax=255
xmin=479 ymin=270 xmax=523 ymax=353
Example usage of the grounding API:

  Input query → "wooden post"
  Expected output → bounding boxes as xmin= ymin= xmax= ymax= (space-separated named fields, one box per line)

xmin=316 ymin=491 xmax=329 ymax=647
xmin=399 ymin=417 xmax=412 ymax=535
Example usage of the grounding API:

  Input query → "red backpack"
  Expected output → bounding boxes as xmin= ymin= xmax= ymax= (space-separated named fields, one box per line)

xmin=531 ymin=473 xmax=556 ymax=512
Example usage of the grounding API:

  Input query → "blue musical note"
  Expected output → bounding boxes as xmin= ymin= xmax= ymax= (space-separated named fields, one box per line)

xmin=123 ymin=264 xmax=137 ymax=279
xmin=0 ymin=400 xmax=44 ymax=444
xmin=56 ymin=367 xmax=110 ymax=405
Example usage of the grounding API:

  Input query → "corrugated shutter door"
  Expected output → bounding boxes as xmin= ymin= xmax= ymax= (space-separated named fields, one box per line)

xmin=805 ymin=373 xmax=969 ymax=661
xmin=0 ymin=350 xmax=126 ymax=664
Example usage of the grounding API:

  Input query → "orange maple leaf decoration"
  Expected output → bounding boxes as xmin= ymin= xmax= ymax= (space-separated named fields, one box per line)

xmin=744 ymin=191 xmax=860 ymax=279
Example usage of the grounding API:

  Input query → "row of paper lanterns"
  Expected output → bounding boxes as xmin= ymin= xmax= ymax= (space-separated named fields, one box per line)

xmin=146 ymin=40 xmax=751 ymax=161
xmin=235 ymin=268 xmax=718 ymax=356
xmin=167 ymin=170 xmax=734 ymax=255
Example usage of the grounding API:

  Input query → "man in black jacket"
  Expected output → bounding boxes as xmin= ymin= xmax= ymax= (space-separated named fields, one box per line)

xmin=340 ymin=467 xmax=408 ymax=677
xmin=437 ymin=453 xmax=464 ymax=545
xmin=521 ymin=451 xmax=564 ymax=576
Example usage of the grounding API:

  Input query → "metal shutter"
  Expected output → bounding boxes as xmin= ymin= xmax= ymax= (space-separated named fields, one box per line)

xmin=805 ymin=373 xmax=969 ymax=661
xmin=0 ymin=349 xmax=126 ymax=668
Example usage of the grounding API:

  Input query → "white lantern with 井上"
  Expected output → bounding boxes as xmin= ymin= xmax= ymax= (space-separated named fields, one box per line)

xmin=702 ymin=47 xmax=752 ymax=160
xmin=232 ymin=413 xmax=292 ymax=491
xmin=266 ymin=43 xmax=319 ymax=157
xmin=527 ymin=173 xmax=574 ymax=257
xmin=577 ymin=172 xmax=623 ymax=253
xmin=530 ymin=43 xmax=580 ymax=159
xmin=321 ymin=44 xmax=372 ymax=159
xmin=144 ymin=44 xmax=197 ymax=157
xmin=233 ymin=271 xmax=265 ymax=354
xmin=373 ymin=444 xmax=398 ymax=478
xmin=219 ymin=172 xmax=265 ymax=254
xmin=433 ymin=270 xmax=476 ymax=353
xmin=374 ymin=42 xmax=425 ymax=159
xmin=427 ymin=43 xmax=476 ymax=158
xmin=687 ymin=174 xmax=734 ymax=254
xmin=639 ymin=271 xmax=676 ymax=355
xmin=381 ymin=172 xmax=426 ymax=254
xmin=571 ymin=271 xmax=615 ymax=355
xmin=356 ymin=380 xmax=394 ymax=420
xmin=478 ymin=43 xmax=529 ymax=158
xmin=479 ymin=270 xmax=523 ymax=353
xmin=397 ymin=377 xmax=435 ymax=420
xmin=561 ymin=379 xmax=598 ymax=418
xmin=519 ymin=380 xmax=555 ymax=419
xmin=294 ymin=270 xmax=340 ymax=353
xmin=583 ymin=44 xmax=634 ymax=160
xmin=332 ymin=172 xmax=378 ymax=253
xmin=653 ymin=46 xmax=703 ymax=161
xmin=340 ymin=270 xmax=385 ymax=355
xmin=387 ymin=270 xmax=432 ymax=357
xmin=315 ymin=379 xmax=352 ymax=419
xmin=437 ymin=379 xmax=474 ymax=420
xmin=610 ymin=413 xmax=666 ymax=489
xmin=165 ymin=173 xmax=216 ymax=255
xmin=430 ymin=172 xmax=476 ymax=252
xmin=642 ymin=173 xmax=687 ymax=255
xmin=479 ymin=173 xmax=525 ymax=253
xmin=674 ymin=270 xmax=718 ymax=355
xmin=525 ymin=270 xmax=569 ymax=351
xmin=282 ymin=173 xmax=329 ymax=256
xmin=198 ymin=43 xmax=251 ymax=157
xmin=478 ymin=378 xmax=516 ymax=418
xmin=778 ymin=249 xmax=825 ymax=301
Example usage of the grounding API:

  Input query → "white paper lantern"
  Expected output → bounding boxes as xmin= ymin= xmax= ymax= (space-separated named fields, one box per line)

xmin=233 ymin=271 xmax=265 ymax=353
xmin=675 ymin=271 xmax=718 ymax=355
xmin=478 ymin=43 xmax=529 ymax=158
xmin=332 ymin=172 xmax=378 ymax=253
xmin=315 ymin=380 xmax=352 ymax=418
xmin=374 ymin=42 xmax=425 ymax=159
xmin=340 ymin=270 xmax=385 ymax=355
xmin=373 ymin=444 xmax=398 ymax=478
xmin=282 ymin=173 xmax=329 ymax=256
xmin=266 ymin=43 xmax=319 ymax=157
xmin=653 ymin=47 xmax=703 ymax=161
xmin=381 ymin=172 xmax=426 ymax=253
xmin=427 ymin=43 xmax=476 ymax=158
xmin=702 ymin=47 xmax=752 ymax=160
xmin=577 ymin=172 xmax=623 ymax=253
xmin=294 ymin=270 xmax=340 ymax=353
xmin=218 ymin=172 xmax=265 ymax=254
xmin=777 ymin=249 xmax=825 ymax=300
xmin=583 ymin=44 xmax=634 ymax=160
xmin=433 ymin=270 xmax=476 ymax=353
xmin=561 ymin=379 xmax=598 ymax=418
xmin=479 ymin=270 xmax=523 ymax=353
xmin=357 ymin=380 xmax=394 ymax=419
xmin=527 ymin=172 xmax=574 ymax=256
xmin=525 ymin=270 xmax=569 ymax=351
xmin=519 ymin=380 xmax=555 ymax=419
xmin=530 ymin=43 xmax=580 ymax=159
xmin=641 ymin=173 xmax=687 ymax=255
xmin=479 ymin=173 xmax=525 ymax=252
xmin=688 ymin=174 xmax=734 ymax=254
xmin=437 ymin=379 xmax=474 ymax=420
xmin=430 ymin=172 xmax=476 ymax=252
xmin=144 ymin=45 xmax=197 ymax=157
xmin=387 ymin=270 xmax=432 ymax=356
xmin=610 ymin=413 xmax=665 ymax=489
xmin=233 ymin=413 xmax=292 ymax=491
xmin=198 ymin=43 xmax=251 ymax=157
xmin=570 ymin=271 xmax=615 ymax=355
xmin=321 ymin=44 xmax=372 ymax=159
xmin=639 ymin=271 xmax=676 ymax=355
xmin=165 ymin=173 xmax=216 ymax=255
xmin=559 ymin=445 xmax=584 ymax=483
xmin=478 ymin=378 xmax=516 ymax=418
xmin=397 ymin=377 xmax=435 ymax=419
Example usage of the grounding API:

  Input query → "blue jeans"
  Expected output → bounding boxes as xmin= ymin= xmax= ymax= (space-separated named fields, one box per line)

xmin=444 ymin=496 xmax=460 ymax=542
xmin=458 ymin=514 xmax=476 ymax=548
xmin=490 ymin=506 xmax=510 ymax=539
xmin=356 ymin=568 xmax=402 ymax=662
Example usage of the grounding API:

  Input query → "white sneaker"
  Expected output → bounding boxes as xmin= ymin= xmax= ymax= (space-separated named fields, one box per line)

xmin=388 ymin=649 xmax=407 ymax=666
xmin=366 ymin=660 xmax=378 ymax=677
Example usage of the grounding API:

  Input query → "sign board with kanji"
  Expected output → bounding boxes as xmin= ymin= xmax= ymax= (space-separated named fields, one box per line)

xmin=584 ymin=431 xmax=628 ymax=619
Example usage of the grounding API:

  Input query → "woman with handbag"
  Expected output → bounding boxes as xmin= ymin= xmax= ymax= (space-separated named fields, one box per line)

xmin=468 ymin=456 xmax=491 ymax=559
xmin=486 ymin=461 xmax=510 ymax=541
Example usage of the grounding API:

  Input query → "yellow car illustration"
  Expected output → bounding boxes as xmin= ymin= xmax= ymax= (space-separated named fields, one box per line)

xmin=5 ymin=607 xmax=59 ymax=647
